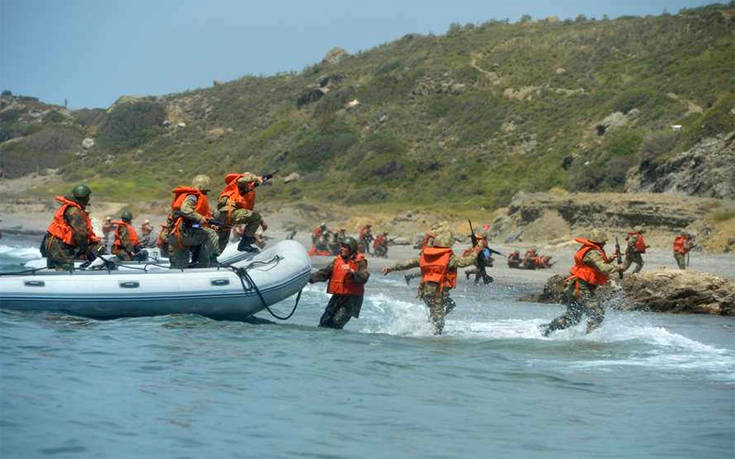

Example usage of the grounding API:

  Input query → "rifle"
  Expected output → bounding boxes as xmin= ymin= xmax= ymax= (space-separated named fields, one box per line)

xmin=261 ymin=169 xmax=279 ymax=182
xmin=468 ymin=219 xmax=478 ymax=248
xmin=614 ymin=236 xmax=623 ymax=279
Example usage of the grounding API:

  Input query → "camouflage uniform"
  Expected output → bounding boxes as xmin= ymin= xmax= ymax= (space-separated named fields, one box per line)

xmin=112 ymin=223 xmax=137 ymax=261
xmin=138 ymin=228 xmax=158 ymax=248
xmin=168 ymin=194 xmax=219 ymax=269
xmin=309 ymin=250 xmax=370 ymax=329
xmin=215 ymin=173 xmax=265 ymax=252
xmin=45 ymin=202 xmax=100 ymax=271
xmin=623 ymin=233 xmax=645 ymax=273
xmin=388 ymin=249 xmax=477 ymax=334
xmin=543 ymin=238 xmax=620 ymax=335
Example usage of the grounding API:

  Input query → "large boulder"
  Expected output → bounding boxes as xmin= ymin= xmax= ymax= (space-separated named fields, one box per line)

xmin=522 ymin=270 xmax=735 ymax=315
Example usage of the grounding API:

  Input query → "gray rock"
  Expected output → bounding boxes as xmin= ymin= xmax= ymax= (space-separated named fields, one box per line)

xmin=521 ymin=270 xmax=734 ymax=315
xmin=626 ymin=131 xmax=735 ymax=200
xmin=81 ymin=138 xmax=95 ymax=149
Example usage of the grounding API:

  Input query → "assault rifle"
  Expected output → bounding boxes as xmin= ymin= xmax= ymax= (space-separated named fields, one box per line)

xmin=614 ymin=236 xmax=624 ymax=279
xmin=261 ymin=169 xmax=279 ymax=183
xmin=468 ymin=219 xmax=478 ymax=247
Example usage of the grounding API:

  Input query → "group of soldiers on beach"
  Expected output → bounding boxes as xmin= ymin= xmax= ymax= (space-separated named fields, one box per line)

xmin=43 ymin=181 xmax=698 ymax=335
xmin=309 ymin=223 xmax=389 ymax=258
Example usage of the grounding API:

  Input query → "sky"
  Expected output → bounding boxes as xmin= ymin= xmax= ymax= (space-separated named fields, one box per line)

xmin=0 ymin=0 xmax=719 ymax=109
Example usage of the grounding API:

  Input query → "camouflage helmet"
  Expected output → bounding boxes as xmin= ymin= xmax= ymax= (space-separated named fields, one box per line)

xmin=71 ymin=184 xmax=92 ymax=199
xmin=341 ymin=236 xmax=359 ymax=254
xmin=120 ymin=210 xmax=133 ymax=222
xmin=192 ymin=174 xmax=211 ymax=191
xmin=633 ymin=225 xmax=644 ymax=233
xmin=587 ymin=229 xmax=608 ymax=244
xmin=237 ymin=172 xmax=260 ymax=186
xmin=433 ymin=231 xmax=454 ymax=248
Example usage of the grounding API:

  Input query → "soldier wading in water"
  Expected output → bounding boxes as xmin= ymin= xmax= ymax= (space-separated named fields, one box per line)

xmin=383 ymin=231 xmax=477 ymax=335
xmin=541 ymin=230 xmax=623 ymax=336
xmin=309 ymin=237 xmax=370 ymax=329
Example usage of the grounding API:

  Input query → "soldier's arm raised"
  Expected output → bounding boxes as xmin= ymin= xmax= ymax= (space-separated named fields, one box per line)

xmin=382 ymin=257 xmax=420 ymax=274
xmin=451 ymin=251 xmax=478 ymax=269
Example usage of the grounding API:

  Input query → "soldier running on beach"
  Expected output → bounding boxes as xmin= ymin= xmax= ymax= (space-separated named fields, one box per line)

xmin=383 ymin=230 xmax=476 ymax=335
xmin=623 ymin=225 xmax=648 ymax=273
xmin=541 ymin=230 xmax=623 ymax=336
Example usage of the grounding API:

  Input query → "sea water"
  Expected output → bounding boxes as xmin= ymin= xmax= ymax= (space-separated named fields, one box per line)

xmin=1 ymin=240 xmax=733 ymax=458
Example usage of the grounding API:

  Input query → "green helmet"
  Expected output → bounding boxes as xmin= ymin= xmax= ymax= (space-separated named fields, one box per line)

xmin=192 ymin=174 xmax=211 ymax=191
xmin=121 ymin=210 xmax=133 ymax=222
xmin=71 ymin=184 xmax=91 ymax=199
xmin=341 ymin=236 xmax=359 ymax=254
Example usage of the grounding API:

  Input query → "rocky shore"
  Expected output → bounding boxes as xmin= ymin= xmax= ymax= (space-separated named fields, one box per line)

xmin=521 ymin=270 xmax=735 ymax=316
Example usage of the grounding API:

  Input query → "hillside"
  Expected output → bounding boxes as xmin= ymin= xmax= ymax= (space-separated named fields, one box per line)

xmin=1 ymin=3 xmax=734 ymax=211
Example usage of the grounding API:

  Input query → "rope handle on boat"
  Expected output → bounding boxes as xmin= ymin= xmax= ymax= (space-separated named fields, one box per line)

xmin=230 ymin=265 xmax=302 ymax=321
xmin=0 ymin=267 xmax=48 ymax=276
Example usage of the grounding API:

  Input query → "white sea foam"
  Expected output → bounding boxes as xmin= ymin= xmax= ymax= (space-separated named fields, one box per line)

xmin=359 ymin=292 xmax=434 ymax=336
xmin=0 ymin=245 xmax=41 ymax=260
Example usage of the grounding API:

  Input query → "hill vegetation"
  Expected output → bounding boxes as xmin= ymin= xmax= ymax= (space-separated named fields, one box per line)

xmin=1 ymin=3 xmax=734 ymax=210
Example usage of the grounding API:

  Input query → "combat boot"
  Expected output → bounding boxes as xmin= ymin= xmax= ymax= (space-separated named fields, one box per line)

xmin=237 ymin=236 xmax=259 ymax=252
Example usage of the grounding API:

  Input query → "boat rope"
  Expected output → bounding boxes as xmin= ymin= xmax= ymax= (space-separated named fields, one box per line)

xmin=0 ymin=267 xmax=47 ymax=276
xmin=229 ymin=263 xmax=303 ymax=321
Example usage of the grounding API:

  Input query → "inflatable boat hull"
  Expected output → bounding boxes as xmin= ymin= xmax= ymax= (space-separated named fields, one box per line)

xmin=0 ymin=240 xmax=311 ymax=320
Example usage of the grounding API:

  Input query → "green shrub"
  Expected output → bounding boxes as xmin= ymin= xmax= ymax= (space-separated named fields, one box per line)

xmin=374 ymin=60 xmax=403 ymax=76
xmin=612 ymin=88 xmax=651 ymax=113
xmin=291 ymin=118 xmax=358 ymax=172
xmin=606 ymin=129 xmax=643 ymax=157
xmin=43 ymin=110 xmax=66 ymax=123
xmin=98 ymin=100 xmax=165 ymax=149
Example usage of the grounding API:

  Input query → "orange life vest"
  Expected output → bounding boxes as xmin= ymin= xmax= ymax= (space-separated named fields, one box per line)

xmin=627 ymin=231 xmax=647 ymax=253
xmin=327 ymin=253 xmax=366 ymax=295
xmin=419 ymin=247 xmax=457 ymax=290
xmin=170 ymin=187 xmax=212 ymax=248
xmin=46 ymin=196 xmax=99 ymax=247
xmin=373 ymin=234 xmax=386 ymax=249
xmin=171 ymin=187 xmax=212 ymax=218
xmin=113 ymin=220 xmax=139 ymax=250
xmin=568 ymin=238 xmax=611 ymax=286
xmin=219 ymin=173 xmax=256 ymax=224
xmin=673 ymin=235 xmax=690 ymax=254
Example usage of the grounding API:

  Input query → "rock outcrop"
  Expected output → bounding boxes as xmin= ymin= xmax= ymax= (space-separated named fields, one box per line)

xmin=490 ymin=191 xmax=733 ymax=248
xmin=521 ymin=270 xmax=735 ymax=315
xmin=626 ymin=131 xmax=735 ymax=200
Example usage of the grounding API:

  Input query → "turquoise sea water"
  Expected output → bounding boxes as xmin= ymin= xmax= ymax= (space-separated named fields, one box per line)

xmin=1 ymin=240 xmax=734 ymax=458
